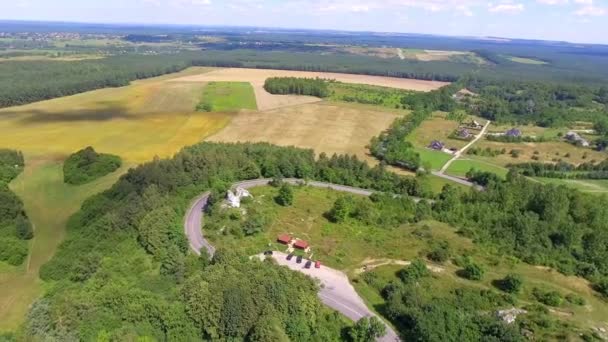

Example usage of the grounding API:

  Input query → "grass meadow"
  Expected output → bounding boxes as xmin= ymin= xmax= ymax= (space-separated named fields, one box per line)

xmin=445 ymin=158 xmax=509 ymax=178
xmin=199 ymin=81 xmax=258 ymax=112
xmin=533 ymin=177 xmax=608 ymax=194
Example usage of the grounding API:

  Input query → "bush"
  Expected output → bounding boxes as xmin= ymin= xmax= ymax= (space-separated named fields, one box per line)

xmin=565 ymin=293 xmax=586 ymax=306
xmin=0 ymin=237 xmax=28 ymax=265
xmin=427 ymin=242 xmax=450 ymax=264
xmin=398 ymin=259 xmax=430 ymax=283
xmin=63 ymin=146 xmax=122 ymax=185
xmin=275 ymin=183 xmax=294 ymax=206
xmin=532 ymin=287 xmax=563 ymax=307
xmin=593 ymin=278 xmax=608 ymax=298
xmin=15 ymin=213 xmax=34 ymax=240
xmin=459 ymin=262 xmax=485 ymax=281
xmin=496 ymin=274 xmax=523 ymax=294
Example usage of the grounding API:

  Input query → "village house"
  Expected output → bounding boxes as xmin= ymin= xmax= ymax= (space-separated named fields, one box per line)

xmin=565 ymin=131 xmax=590 ymax=147
xmin=457 ymin=128 xmax=473 ymax=139
xmin=505 ymin=128 xmax=523 ymax=138
xmin=428 ymin=140 xmax=445 ymax=151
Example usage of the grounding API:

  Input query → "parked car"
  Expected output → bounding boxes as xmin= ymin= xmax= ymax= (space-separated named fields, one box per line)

xmin=315 ymin=261 xmax=321 ymax=269
xmin=305 ymin=260 xmax=312 ymax=269
xmin=286 ymin=253 xmax=294 ymax=260
xmin=296 ymin=255 xmax=303 ymax=263
xmin=263 ymin=250 xmax=273 ymax=256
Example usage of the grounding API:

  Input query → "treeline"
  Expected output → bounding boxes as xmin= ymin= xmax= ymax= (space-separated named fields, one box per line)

xmin=0 ymin=149 xmax=33 ymax=266
xmin=369 ymin=85 xmax=459 ymax=170
xmin=63 ymin=146 xmax=122 ymax=185
xmin=33 ymin=142 xmax=436 ymax=340
xmin=509 ymin=160 xmax=608 ymax=179
xmin=461 ymin=76 xmax=608 ymax=127
xmin=263 ymin=77 xmax=330 ymax=97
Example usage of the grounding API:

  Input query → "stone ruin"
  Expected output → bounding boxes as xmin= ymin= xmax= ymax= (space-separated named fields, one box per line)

xmin=226 ymin=187 xmax=252 ymax=208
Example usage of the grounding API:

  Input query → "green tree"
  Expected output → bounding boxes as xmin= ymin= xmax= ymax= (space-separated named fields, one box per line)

xmin=348 ymin=317 xmax=386 ymax=342
xmin=398 ymin=259 xmax=430 ymax=283
xmin=15 ymin=213 xmax=34 ymax=240
xmin=275 ymin=183 xmax=294 ymax=206
xmin=248 ymin=313 xmax=290 ymax=342
xmin=327 ymin=196 xmax=354 ymax=223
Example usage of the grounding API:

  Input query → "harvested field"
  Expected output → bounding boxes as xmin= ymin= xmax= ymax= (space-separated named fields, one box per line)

xmin=172 ymin=68 xmax=449 ymax=110
xmin=206 ymin=102 xmax=398 ymax=163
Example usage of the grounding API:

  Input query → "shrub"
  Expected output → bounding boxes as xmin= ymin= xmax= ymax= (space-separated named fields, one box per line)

xmin=459 ymin=262 xmax=484 ymax=281
xmin=427 ymin=242 xmax=450 ymax=264
xmin=565 ymin=294 xmax=586 ymax=306
xmin=398 ymin=259 xmax=430 ymax=283
xmin=275 ymin=183 xmax=294 ymax=206
xmin=532 ymin=287 xmax=563 ymax=307
xmin=496 ymin=274 xmax=523 ymax=294
xmin=593 ymin=278 xmax=608 ymax=298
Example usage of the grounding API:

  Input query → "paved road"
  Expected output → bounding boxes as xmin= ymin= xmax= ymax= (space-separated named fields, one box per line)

xmin=262 ymin=251 xmax=400 ymax=342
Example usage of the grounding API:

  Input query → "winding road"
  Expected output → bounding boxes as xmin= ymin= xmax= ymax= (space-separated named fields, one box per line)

xmin=183 ymin=178 xmax=403 ymax=341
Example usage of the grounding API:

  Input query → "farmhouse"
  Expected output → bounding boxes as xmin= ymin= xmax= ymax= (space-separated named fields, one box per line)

xmin=505 ymin=128 xmax=522 ymax=138
xmin=277 ymin=234 xmax=292 ymax=245
xmin=457 ymin=128 xmax=473 ymax=139
xmin=565 ymin=131 xmax=590 ymax=147
xmin=429 ymin=140 xmax=445 ymax=150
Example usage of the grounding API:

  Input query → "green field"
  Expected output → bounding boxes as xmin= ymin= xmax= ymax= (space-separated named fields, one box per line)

xmin=328 ymin=82 xmax=413 ymax=110
xmin=0 ymin=158 xmax=126 ymax=331
xmin=414 ymin=147 xmax=453 ymax=171
xmin=508 ymin=56 xmax=548 ymax=65
xmin=205 ymin=186 xmax=425 ymax=270
xmin=199 ymin=81 xmax=258 ymax=112
xmin=533 ymin=177 xmax=608 ymax=194
xmin=445 ymin=158 xmax=509 ymax=178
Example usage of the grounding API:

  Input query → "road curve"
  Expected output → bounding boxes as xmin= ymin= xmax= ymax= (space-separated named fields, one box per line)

xmin=184 ymin=178 xmax=404 ymax=341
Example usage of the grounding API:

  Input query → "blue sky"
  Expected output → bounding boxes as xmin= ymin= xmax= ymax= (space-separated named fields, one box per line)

xmin=3 ymin=0 xmax=608 ymax=44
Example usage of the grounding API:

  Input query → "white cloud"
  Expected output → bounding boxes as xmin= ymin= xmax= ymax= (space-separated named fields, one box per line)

xmin=536 ymin=0 xmax=568 ymax=4
xmin=575 ymin=4 xmax=607 ymax=15
xmin=488 ymin=2 xmax=525 ymax=13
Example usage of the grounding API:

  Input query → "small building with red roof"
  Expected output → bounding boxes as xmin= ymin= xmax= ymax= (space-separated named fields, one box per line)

xmin=293 ymin=239 xmax=309 ymax=250
xmin=277 ymin=234 xmax=292 ymax=245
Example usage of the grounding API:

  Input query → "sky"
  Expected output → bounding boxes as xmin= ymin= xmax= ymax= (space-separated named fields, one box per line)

xmin=3 ymin=0 xmax=608 ymax=44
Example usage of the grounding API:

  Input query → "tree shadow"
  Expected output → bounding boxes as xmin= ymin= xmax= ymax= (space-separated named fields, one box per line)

xmin=2 ymin=105 xmax=133 ymax=125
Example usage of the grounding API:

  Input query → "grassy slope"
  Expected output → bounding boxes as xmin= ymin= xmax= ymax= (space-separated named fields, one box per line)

xmin=0 ymin=158 xmax=126 ymax=331
xmin=207 ymin=185 xmax=608 ymax=333
xmin=200 ymin=81 xmax=258 ymax=112
xmin=414 ymin=148 xmax=453 ymax=171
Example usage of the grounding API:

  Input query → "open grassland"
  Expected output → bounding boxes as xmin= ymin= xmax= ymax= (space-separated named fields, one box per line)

xmin=508 ymin=56 xmax=549 ymax=65
xmin=399 ymin=49 xmax=487 ymax=64
xmin=207 ymin=102 xmax=399 ymax=164
xmin=206 ymin=186 xmax=428 ymax=270
xmin=475 ymin=140 xmax=607 ymax=166
xmin=199 ymin=81 xmax=257 ymax=112
xmin=0 ymin=157 xmax=126 ymax=331
xmin=407 ymin=113 xmax=470 ymax=150
xmin=0 ymin=67 xmax=231 ymax=164
xmin=414 ymin=147 xmax=453 ymax=171
xmin=533 ymin=177 xmax=608 ymax=194
xmin=445 ymin=158 xmax=509 ymax=178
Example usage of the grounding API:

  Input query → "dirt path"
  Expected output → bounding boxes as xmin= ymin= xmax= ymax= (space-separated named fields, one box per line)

xmin=440 ymin=120 xmax=491 ymax=173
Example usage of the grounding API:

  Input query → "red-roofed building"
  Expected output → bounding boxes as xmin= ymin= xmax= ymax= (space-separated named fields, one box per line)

xmin=277 ymin=234 xmax=291 ymax=245
xmin=293 ymin=240 xmax=309 ymax=250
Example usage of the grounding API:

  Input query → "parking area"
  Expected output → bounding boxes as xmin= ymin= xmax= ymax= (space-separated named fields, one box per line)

xmin=255 ymin=251 xmax=400 ymax=342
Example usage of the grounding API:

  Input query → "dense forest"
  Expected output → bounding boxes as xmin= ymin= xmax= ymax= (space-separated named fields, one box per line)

xmin=509 ymin=160 xmax=608 ymax=179
xmin=63 ymin=146 xmax=122 ymax=185
xmin=264 ymin=77 xmax=330 ymax=97
xmin=0 ymin=149 xmax=33 ymax=266
xmin=32 ymin=142 xmax=434 ymax=341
